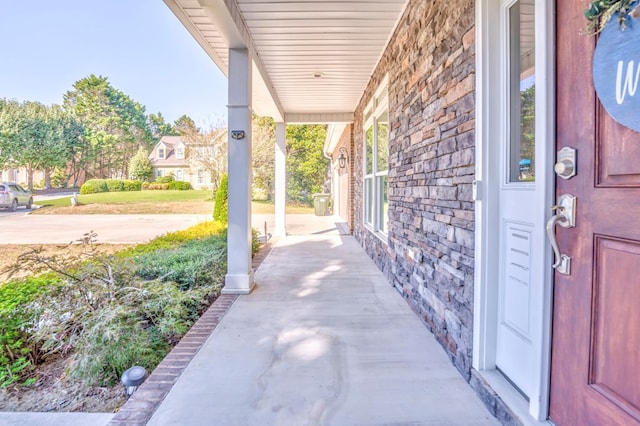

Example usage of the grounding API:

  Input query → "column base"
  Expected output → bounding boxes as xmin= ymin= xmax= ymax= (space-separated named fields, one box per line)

xmin=272 ymin=226 xmax=287 ymax=237
xmin=222 ymin=271 xmax=255 ymax=294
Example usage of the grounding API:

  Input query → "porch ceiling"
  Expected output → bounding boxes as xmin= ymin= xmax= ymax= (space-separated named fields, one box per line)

xmin=163 ymin=0 xmax=407 ymax=123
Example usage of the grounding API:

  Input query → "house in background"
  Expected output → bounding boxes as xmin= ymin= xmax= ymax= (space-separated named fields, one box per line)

xmin=0 ymin=168 xmax=45 ymax=189
xmin=149 ymin=135 xmax=214 ymax=189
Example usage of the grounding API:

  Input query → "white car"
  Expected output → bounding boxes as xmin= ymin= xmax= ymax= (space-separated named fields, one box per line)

xmin=0 ymin=182 xmax=33 ymax=211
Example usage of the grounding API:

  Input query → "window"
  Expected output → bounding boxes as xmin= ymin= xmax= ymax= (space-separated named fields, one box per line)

xmin=175 ymin=146 xmax=185 ymax=160
xmin=156 ymin=169 xmax=163 ymax=178
xmin=176 ymin=169 xmax=184 ymax=181
xmin=158 ymin=147 xmax=165 ymax=159
xmin=508 ymin=0 xmax=535 ymax=182
xmin=363 ymin=78 xmax=389 ymax=236
xmin=197 ymin=170 xmax=205 ymax=185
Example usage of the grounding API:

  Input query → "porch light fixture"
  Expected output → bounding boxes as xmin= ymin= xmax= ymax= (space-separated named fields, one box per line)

xmin=121 ymin=365 xmax=147 ymax=398
xmin=338 ymin=147 xmax=348 ymax=169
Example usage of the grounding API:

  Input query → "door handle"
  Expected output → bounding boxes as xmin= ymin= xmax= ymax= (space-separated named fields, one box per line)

xmin=545 ymin=194 xmax=576 ymax=275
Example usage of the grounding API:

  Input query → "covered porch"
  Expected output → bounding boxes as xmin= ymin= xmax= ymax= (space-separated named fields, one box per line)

xmin=106 ymin=218 xmax=497 ymax=425
xmin=161 ymin=0 xmax=406 ymax=294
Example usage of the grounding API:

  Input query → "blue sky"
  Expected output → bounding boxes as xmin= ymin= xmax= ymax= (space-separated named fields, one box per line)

xmin=0 ymin=0 xmax=229 ymax=127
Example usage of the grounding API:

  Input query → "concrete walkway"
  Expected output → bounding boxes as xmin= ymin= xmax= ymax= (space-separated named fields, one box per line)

xmin=1 ymin=215 xmax=497 ymax=425
xmin=146 ymin=232 xmax=497 ymax=425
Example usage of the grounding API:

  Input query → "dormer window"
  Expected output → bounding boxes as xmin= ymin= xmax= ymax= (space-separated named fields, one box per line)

xmin=158 ymin=147 xmax=165 ymax=159
xmin=175 ymin=146 xmax=185 ymax=160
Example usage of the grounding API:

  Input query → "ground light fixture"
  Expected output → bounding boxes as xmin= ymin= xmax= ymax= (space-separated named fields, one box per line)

xmin=338 ymin=147 xmax=348 ymax=169
xmin=121 ymin=366 xmax=147 ymax=398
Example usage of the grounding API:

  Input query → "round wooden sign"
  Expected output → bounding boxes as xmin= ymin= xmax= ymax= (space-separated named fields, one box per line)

xmin=593 ymin=10 xmax=640 ymax=132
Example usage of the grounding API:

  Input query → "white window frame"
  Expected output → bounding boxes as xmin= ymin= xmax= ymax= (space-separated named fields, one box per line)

xmin=156 ymin=169 xmax=163 ymax=178
xmin=363 ymin=76 xmax=389 ymax=240
xmin=197 ymin=170 xmax=205 ymax=185
xmin=158 ymin=147 xmax=166 ymax=160
xmin=175 ymin=145 xmax=185 ymax=160
xmin=176 ymin=169 xmax=184 ymax=181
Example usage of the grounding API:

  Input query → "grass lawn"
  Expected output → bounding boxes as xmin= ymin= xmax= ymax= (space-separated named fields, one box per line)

xmin=38 ymin=190 xmax=213 ymax=208
xmin=33 ymin=191 xmax=314 ymax=215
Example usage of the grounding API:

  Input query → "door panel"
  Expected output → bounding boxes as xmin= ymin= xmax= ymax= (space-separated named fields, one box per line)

xmin=591 ymin=237 xmax=640 ymax=419
xmin=598 ymin=105 xmax=640 ymax=186
xmin=551 ymin=0 xmax=640 ymax=424
xmin=496 ymin=0 xmax=545 ymax=403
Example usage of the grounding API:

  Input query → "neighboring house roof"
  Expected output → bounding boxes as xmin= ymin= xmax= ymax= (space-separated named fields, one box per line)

xmin=149 ymin=136 xmax=188 ymax=167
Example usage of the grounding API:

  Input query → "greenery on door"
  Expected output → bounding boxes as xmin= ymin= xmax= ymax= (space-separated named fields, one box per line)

xmin=584 ymin=0 xmax=638 ymax=34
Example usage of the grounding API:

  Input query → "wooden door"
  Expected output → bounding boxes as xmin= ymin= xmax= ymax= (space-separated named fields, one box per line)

xmin=551 ymin=1 xmax=640 ymax=425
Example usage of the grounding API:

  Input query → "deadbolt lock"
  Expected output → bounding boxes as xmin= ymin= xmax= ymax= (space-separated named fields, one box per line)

xmin=554 ymin=147 xmax=577 ymax=179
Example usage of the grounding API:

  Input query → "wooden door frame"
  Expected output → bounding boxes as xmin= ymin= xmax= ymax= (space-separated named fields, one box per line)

xmin=473 ymin=0 xmax=556 ymax=421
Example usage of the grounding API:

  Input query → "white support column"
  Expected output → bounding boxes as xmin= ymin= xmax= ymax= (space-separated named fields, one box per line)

xmin=223 ymin=48 xmax=254 ymax=294
xmin=273 ymin=122 xmax=287 ymax=237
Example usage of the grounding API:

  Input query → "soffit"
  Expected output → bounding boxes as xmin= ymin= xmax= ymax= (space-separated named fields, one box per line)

xmin=164 ymin=0 xmax=408 ymax=122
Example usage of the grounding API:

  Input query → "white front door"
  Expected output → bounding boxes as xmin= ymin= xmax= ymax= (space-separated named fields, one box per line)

xmin=475 ymin=0 xmax=554 ymax=420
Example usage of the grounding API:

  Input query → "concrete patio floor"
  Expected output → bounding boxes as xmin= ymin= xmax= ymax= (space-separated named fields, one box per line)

xmin=1 ymin=215 xmax=498 ymax=425
xmin=145 ymin=228 xmax=497 ymax=425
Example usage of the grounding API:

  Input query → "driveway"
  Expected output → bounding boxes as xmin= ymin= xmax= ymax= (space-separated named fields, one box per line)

xmin=0 ymin=213 xmax=212 ymax=244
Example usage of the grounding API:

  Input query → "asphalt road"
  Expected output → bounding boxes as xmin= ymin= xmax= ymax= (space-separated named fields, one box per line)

xmin=0 ymin=211 xmax=212 ymax=244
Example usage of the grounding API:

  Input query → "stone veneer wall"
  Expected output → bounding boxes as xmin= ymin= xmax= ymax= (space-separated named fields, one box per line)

xmin=353 ymin=0 xmax=476 ymax=378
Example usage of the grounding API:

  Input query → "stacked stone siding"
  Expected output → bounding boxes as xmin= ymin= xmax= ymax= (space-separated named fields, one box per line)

xmin=353 ymin=0 xmax=476 ymax=379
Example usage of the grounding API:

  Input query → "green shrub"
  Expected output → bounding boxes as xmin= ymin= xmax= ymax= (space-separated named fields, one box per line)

xmin=142 ymin=181 xmax=150 ymax=190
xmin=156 ymin=176 xmax=175 ymax=184
xmin=123 ymin=180 xmax=142 ymax=191
xmin=80 ymin=179 xmax=109 ymax=194
xmin=105 ymin=179 xmax=125 ymax=192
xmin=29 ymin=255 xmax=212 ymax=386
xmin=0 ymin=274 xmax=60 ymax=386
xmin=124 ymin=221 xmax=227 ymax=255
xmin=167 ymin=181 xmax=192 ymax=190
xmin=135 ymin=235 xmax=227 ymax=291
xmin=0 ymin=221 xmax=238 ymax=387
xmin=51 ymin=168 xmax=68 ymax=189
xmin=213 ymin=174 xmax=228 ymax=222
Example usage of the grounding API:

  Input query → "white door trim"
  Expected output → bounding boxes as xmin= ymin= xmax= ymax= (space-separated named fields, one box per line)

xmin=473 ymin=0 xmax=556 ymax=422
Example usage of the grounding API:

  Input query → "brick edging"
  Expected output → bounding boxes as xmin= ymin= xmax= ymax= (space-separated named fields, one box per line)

xmin=108 ymin=240 xmax=276 ymax=425
xmin=107 ymin=294 xmax=238 ymax=426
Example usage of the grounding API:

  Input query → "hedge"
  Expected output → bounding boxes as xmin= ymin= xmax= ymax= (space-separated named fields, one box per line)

xmin=80 ymin=179 xmax=142 ymax=194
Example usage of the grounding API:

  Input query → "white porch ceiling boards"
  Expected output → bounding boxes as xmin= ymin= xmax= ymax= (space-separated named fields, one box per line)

xmin=164 ymin=0 xmax=408 ymax=123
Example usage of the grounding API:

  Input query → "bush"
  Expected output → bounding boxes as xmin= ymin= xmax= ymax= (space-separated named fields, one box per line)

xmin=213 ymin=174 xmax=228 ymax=222
xmin=167 ymin=181 xmax=192 ymax=190
xmin=80 ymin=179 xmax=109 ymax=194
xmin=105 ymin=179 xmax=125 ymax=192
xmin=0 ymin=274 xmax=60 ymax=386
xmin=156 ymin=176 xmax=175 ymax=184
xmin=123 ymin=180 xmax=142 ymax=191
xmin=146 ymin=183 xmax=169 ymax=190
xmin=0 ymin=220 xmax=264 ymax=387
xmin=135 ymin=235 xmax=227 ymax=291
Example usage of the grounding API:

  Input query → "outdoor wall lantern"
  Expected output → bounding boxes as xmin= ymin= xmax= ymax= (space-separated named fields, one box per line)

xmin=231 ymin=130 xmax=245 ymax=140
xmin=338 ymin=147 xmax=348 ymax=169
xmin=121 ymin=365 xmax=147 ymax=398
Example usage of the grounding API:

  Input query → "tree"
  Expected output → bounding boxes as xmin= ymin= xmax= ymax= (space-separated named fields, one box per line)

xmin=128 ymin=147 xmax=153 ymax=181
xmin=0 ymin=100 xmax=77 ymax=189
xmin=286 ymin=124 xmax=329 ymax=204
xmin=63 ymin=74 xmax=154 ymax=180
xmin=148 ymin=112 xmax=175 ymax=139
xmin=174 ymin=115 xmax=198 ymax=136
xmin=252 ymin=116 xmax=276 ymax=200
